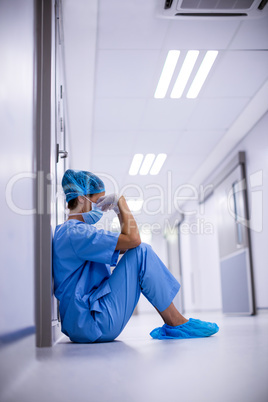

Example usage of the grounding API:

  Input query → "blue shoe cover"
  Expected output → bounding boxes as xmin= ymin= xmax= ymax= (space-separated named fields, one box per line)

xmin=150 ymin=318 xmax=219 ymax=340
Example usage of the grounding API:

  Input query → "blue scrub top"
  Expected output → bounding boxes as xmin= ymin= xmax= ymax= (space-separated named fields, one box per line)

xmin=52 ymin=219 xmax=120 ymax=342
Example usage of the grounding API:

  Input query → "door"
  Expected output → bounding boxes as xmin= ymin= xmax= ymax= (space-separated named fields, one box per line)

xmin=35 ymin=0 xmax=68 ymax=347
xmin=51 ymin=0 xmax=68 ymax=343
xmin=215 ymin=164 xmax=255 ymax=315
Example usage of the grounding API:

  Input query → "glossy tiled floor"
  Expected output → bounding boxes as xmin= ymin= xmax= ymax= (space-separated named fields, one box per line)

xmin=1 ymin=311 xmax=268 ymax=402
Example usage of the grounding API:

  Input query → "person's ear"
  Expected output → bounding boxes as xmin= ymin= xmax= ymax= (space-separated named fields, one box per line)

xmin=77 ymin=195 xmax=85 ymax=204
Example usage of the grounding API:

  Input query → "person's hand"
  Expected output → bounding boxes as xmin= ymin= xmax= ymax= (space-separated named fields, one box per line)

xmin=96 ymin=194 xmax=120 ymax=214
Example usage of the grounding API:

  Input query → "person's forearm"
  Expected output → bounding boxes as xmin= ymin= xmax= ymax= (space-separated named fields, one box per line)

xmin=117 ymin=196 xmax=140 ymax=240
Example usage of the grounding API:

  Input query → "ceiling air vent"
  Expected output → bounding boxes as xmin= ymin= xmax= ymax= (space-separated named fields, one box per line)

xmin=158 ymin=0 xmax=268 ymax=19
xmin=164 ymin=0 xmax=174 ymax=9
xmin=258 ymin=0 xmax=268 ymax=10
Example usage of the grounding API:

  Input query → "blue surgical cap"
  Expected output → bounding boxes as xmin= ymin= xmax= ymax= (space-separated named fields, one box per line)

xmin=62 ymin=169 xmax=105 ymax=202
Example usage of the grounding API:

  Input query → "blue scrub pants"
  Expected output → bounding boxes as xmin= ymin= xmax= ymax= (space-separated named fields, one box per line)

xmin=95 ymin=243 xmax=181 ymax=342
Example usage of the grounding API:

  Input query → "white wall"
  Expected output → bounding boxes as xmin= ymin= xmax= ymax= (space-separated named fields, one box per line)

xmin=210 ymin=112 xmax=268 ymax=309
xmin=179 ymin=197 xmax=222 ymax=312
xmin=180 ymin=112 xmax=268 ymax=311
xmin=0 ymin=0 xmax=35 ymax=334
xmin=196 ymin=195 xmax=222 ymax=311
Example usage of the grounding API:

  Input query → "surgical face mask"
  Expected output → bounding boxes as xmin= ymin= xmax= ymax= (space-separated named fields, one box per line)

xmin=82 ymin=202 xmax=103 ymax=225
xmin=68 ymin=196 xmax=103 ymax=225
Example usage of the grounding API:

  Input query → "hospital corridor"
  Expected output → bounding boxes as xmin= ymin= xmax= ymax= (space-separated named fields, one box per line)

xmin=0 ymin=1 xmax=268 ymax=401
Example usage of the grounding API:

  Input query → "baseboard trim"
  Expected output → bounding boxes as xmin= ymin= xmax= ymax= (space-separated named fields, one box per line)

xmin=0 ymin=326 xmax=35 ymax=346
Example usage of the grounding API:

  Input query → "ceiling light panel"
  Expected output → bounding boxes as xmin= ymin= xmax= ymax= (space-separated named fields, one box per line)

xmin=187 ymin=50 xmax=218 ymax=99
xmin=129 ymin=153 xmax=144 ymax=176
xmin=150 ymin=153 xmax=167 ymax=175
xmin=139 ymin=154 xmax=156 ymax=175
xmin=154 ymin=50 xmax=180 ymax=99
xmin=129 ymin=153 xmax=167 ymax=176
xmin=170 ymin=50 xmax=199 ymax=99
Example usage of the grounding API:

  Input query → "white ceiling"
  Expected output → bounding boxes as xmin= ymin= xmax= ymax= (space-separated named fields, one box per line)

xmin=91 ymin=0 xmax=268 ymax=225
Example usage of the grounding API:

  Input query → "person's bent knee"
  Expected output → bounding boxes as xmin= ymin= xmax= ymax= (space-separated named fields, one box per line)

xmin=124 ymin=242 xmax=151 ymax=256
xmin=135 ymin=242 xmax=152 ymax=251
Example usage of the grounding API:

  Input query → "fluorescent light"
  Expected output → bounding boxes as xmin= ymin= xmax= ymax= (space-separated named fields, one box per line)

xmin=130 ymin=153 xmax=166 ymax=176
xmin=150 ymin=153 xmax=167 ymax=175
xmin=154 ymin=50 xmax=180 ymax=99
xmin=187 ymin=50 xmax=218 ymax=99
xmin=139 ymin=154 xmax=155 ymax=175
xmin=170 ymin=50 xmax=199 ymax=99
xmin=129 ymin=154 xmax=144 ymax=176
xmin=126 ymin=199 xmax=144 ymax=212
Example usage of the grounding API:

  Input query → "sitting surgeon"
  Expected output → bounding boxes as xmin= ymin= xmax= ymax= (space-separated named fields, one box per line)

xmin=52 ymin=169 xmax=219 ymax=343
